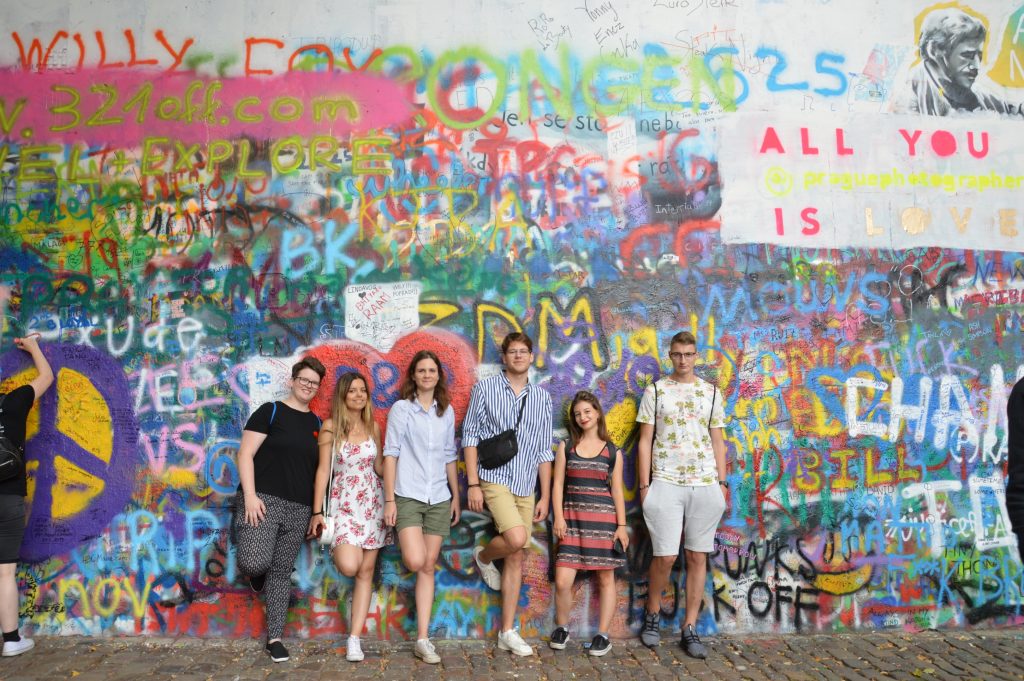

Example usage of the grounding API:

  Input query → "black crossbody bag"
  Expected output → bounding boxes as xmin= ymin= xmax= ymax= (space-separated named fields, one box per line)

xmin=477 ymin=395 xmax=528 ymax=470
xmin=0 ymin=394 xmax=25 ymax=483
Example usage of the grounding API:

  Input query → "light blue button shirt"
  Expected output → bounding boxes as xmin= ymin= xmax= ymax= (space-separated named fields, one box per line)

xmin=383 ymin=397 xmax=456 ymax=504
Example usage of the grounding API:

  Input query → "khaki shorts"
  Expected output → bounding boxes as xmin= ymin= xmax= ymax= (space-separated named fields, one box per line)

xmin=395 ymin=496 xmax=452 ymax=537
xmin=480 ymin=480 xmax=535 ymax=534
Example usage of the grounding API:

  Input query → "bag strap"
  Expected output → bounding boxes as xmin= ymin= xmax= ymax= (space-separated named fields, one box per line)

xmin=513 ymin=391 xmax=528 ymax=430
xmin=651 ymin=383 xmax=658 ymax=446
xmin=607 ymin=444 xmax=617 ymax=490
xmin=708 ymin=385 xmax=716 ymax=431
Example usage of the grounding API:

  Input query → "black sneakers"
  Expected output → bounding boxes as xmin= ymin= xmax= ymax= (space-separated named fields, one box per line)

xmin=549 ymin=626 xmax=570 ymax=650
xmin=680 ymin=625 xmax=708 ymax=659
xmin=249 ymin=574 xmax=266 ymax=593
xmin=265 ymin=640 xmax=289 ymax=662
xmin=588 ymin=634 xmax=611 ymax=657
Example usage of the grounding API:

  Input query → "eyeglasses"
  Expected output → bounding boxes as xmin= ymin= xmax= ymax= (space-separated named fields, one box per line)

xmin=295 ymin=377 xmax=320 ymax=388
xmin=669 ymin=352 xmax=697 ymax=360
xmin=505 ymin=349 xmax=531 ymax=357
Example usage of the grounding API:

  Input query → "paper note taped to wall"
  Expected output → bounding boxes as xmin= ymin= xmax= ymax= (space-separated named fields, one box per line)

xmin=345 ymin=282 xmax=422 ymax=351
xmin=719 ymin=112 xmax=1024 ymax=252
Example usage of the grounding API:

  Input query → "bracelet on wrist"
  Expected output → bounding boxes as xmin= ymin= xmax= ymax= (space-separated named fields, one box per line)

xmin=385 ymin=499 xmax=395 ymax=503
xmin=468 ymin=483 xmax=480 ymax=488
xmin=311 ymin=511 xmax=323 ymax=517
xmin=639 ymin=484 xmax=650 ymax=490
xmin=617 ymin=524 xmax=627 ymax=527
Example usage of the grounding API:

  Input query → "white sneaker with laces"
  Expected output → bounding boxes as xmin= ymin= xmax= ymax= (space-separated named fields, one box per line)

xmin=498 ymin=628 xmax=534 ymax=657
xmin=474 ymin=546 xmax=502 ymax=591
xmin=346 ymin=635 xmax=364 ymax=662
xmin=2 ymin=637 xmax=34 ymax=657
xmin=415 ymin=638 xmax=440 ymax=664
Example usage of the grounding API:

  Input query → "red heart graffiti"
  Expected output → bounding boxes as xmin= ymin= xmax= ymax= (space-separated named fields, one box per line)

xmin=305 ymin=328 xmax=477 ymax=436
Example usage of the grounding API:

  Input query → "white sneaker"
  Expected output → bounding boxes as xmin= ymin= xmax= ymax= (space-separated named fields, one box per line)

xmin=497 ymin=628 xmax=534 ymax=657
xmin=2 ymin=637 xmax=34 ymax=657
xmin=346 ymin=636 xmax=364 ymax=662
xmin=414 ymin=638 xmax=440 ymax=664
xmin=474 ymin=546 xmax=501 ymax=591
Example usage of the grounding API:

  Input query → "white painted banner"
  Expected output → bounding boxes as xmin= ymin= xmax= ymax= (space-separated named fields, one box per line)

xmin=720 ymin=112 xmax=1024 ymax=251
xmin=344 ymin=281 xmax=422 ymax=351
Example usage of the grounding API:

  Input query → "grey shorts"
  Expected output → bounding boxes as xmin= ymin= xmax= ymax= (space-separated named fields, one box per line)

xmin=642 ymin=480 xmax=725 ymax=556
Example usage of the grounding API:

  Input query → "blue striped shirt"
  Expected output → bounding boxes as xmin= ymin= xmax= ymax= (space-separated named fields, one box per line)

xmin=462 ymin=372 xmax=554 ymax=497
xmin=384 ymin=398 xmax=457 ymax=505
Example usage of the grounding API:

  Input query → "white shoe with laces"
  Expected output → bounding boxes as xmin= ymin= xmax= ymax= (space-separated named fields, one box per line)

xmin=346 ymin=635 xmax=364 ymax=662
xmin=474 ymin=546 xmax=502 ymax=591
xmin=497 ymin=628 xmax=534 ymax=656
xmin=415 ymin=638 xmax=440 ymax=664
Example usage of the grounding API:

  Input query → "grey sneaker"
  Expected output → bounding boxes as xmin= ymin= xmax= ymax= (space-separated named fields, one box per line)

xmin=640 ymin=612 xmax=660 ymax=647
xmin=680 ymin=625 xmax=708 ymax=659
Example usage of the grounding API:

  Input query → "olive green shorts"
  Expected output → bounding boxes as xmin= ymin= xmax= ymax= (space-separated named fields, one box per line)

xmin=395 ymin=495 xmax=452 ymax=537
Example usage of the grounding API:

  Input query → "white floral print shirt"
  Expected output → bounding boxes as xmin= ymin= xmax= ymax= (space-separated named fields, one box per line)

xmin=636 ymin=377 xmax=725 ymax=486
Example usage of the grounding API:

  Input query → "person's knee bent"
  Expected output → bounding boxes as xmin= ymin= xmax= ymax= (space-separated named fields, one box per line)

xmin=237 ymin=547 xmax=273 ymax=577
xmin=503 ymin=525 xmax=528 ymax=552
xmin=334 ymin=552 xmax=360 ymax=578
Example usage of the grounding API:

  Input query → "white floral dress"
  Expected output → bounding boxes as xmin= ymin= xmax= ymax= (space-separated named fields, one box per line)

xmin=327 ymin=439 xmax=392 ymax=550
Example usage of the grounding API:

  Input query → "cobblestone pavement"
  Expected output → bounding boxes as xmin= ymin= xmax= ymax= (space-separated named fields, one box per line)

xmin=2 ymin=629 xmax=1024 ymax=680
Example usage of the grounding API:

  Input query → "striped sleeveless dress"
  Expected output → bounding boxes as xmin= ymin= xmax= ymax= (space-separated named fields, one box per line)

xmin=555 ymin=442 xmax=624 ymax=570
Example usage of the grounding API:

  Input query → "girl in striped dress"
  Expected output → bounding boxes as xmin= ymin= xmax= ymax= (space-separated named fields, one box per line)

xmin=550 ymin=391 xmax=628 ymax=657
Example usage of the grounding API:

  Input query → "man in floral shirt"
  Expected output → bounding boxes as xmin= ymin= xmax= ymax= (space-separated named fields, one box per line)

xmin=635 ymin=331 xmax=727 ymax=658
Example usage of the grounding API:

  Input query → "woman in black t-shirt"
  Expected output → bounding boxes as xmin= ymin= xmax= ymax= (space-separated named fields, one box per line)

xmin=0 ymin=334 xmax=53 ymax=658
xmin=234 ymin=356 xmax=325 ymax=664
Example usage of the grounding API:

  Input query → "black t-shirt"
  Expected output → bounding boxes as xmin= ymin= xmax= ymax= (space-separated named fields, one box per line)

xmin=241 ymin=401 xmax=321 ymax=507
xmin=0 ymin=385 xmax=36 ymax=497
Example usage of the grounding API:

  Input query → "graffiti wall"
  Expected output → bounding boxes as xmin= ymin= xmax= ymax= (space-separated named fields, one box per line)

xmin=1 ymin=0 xmax=1023 ymax=640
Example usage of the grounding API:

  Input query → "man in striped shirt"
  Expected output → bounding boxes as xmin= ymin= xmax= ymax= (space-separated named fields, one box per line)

xmin=463 ymin=332 xmax=554 ymax=657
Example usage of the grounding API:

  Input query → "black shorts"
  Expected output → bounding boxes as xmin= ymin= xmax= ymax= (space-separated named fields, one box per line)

xmin=0 ymin=494 xmax=25 ymax=564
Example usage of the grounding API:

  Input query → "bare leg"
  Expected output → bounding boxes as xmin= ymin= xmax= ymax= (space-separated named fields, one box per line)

xmin=596 ymin=569 xmax=617 ymax=634
xmin=0 ymin=563 xmax=19 ymax=633
xmin=349 ymin=549 xmax=379 ymax=638
xmin=683 ymin=550 xmax=707 ymax=627
xmin=553 ymin=566 xmax=577 ymax=626
xmin=646 ymin=555 xmax=676 ymax=615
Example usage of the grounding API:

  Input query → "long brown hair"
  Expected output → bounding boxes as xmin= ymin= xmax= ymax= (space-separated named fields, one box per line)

xmin=399 ymin=350 xmax=450 ymax=417
xmin=567 ymin=391 xmax=610 ymax=445
xmin=329 ymin=372 xmax=380 ymax=450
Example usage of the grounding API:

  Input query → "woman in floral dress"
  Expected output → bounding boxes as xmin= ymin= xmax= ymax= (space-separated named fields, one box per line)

xmin=310 ymin=371 xmax=392 ymax=662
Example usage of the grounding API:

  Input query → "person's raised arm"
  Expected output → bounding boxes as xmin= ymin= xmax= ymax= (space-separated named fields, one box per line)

xmin=15 ymin=335 xmax=53 ymax=398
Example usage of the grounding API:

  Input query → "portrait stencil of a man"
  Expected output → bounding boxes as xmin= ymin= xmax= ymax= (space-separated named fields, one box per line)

xmin=893 ymin=7 xmax=1019 ymax=116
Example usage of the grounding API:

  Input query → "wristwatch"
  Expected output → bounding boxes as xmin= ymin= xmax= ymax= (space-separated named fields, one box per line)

xmin=718 ymin=480 xmax=729 ymax=489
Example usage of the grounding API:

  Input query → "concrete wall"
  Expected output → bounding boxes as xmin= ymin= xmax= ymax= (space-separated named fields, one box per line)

xmin=1 ymin=0 xmax=1023 ymax=639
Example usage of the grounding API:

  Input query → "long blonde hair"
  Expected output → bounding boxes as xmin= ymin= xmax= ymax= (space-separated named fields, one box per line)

xmin=329 ymin=372 xmax=380 ymax=450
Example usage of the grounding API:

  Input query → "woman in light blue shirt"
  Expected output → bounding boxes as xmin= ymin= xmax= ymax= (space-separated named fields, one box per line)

xmin=383 ymin=349 xmax=460 ymax=664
